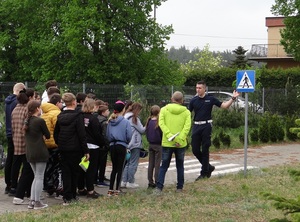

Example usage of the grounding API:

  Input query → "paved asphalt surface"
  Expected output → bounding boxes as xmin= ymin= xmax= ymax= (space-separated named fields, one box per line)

xmin=0 ymin=143 xmax=299 ymax=215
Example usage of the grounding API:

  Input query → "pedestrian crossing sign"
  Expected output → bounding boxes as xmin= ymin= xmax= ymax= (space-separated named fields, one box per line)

xmin=236 ymin=70 xmax=255 ymax=92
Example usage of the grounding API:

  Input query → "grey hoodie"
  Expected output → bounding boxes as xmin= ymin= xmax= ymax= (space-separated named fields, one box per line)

xmin=106 ymin=116 xmax=132 ymax=148
xmin=124 ymin=112 xmax=146 ymax=150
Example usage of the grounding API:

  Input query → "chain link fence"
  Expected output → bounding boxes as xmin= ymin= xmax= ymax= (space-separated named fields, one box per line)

xmin=0 ymin=82 xmax=299 ymax=115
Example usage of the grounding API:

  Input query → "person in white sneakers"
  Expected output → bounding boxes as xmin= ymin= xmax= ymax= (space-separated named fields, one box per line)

xmin=24 ymin=100 xmax=50 ymax=209
xmin=121 ymin=102 xmax=145 ymax=189
xmin=106 ymin=101 xmax=132 ymax=196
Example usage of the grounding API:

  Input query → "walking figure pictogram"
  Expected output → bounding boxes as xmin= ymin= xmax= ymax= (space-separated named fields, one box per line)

xmin=242 ymin=75 xmax=249 ymax=88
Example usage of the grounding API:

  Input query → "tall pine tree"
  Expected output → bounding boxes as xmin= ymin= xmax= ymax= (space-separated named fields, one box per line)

xmin=230 ymin=46 xmax=252 ymax=69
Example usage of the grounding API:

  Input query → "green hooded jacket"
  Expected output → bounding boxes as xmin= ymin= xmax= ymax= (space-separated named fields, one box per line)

xmin=159 ymin=103 xmax=191 ymax=148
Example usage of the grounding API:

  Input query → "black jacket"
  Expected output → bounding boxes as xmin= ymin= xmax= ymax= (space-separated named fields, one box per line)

xmin=54 ymin=110 xmax=89 ymax=154
xmin=82 ymin=112 xmax=105 ymax=147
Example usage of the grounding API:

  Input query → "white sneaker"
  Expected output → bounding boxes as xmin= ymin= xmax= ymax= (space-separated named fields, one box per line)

xmin=126 ymin=183 xmax=139 ymax=188
xmin=54 ymin=194 xmax=63 ymax=200
xmin=33 ymin=201 xmax=48 ymax=210
xmin=13 ymin=197 xmax=29 ymax=205
xmin=120 ymin=181 xmax=127 ymax=188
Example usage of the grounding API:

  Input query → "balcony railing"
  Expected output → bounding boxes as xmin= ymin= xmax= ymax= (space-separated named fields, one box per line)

xmin=249 ymin=44 xmax=293 ymax=58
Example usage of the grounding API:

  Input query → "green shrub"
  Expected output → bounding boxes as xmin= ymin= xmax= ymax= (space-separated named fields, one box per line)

xmin=212 ymin=109 xmax=244 ymax=128
xmin=250 ymin=129 xmax=259 ymax=142
xmin=239 ymin=133 xmax=244 ymax=143
xmin=212 ymin=136 xmax=220 ymax=149
xmin=239 ymin=132 xmax=249 ymax=144
xmin=262 ymin=169 xmax=300 ymax=221
xmin=219 ymin=131 xmax=231 ymax=147
xmin=286 ymin=115 xmax=299 ymax=141
xmin=259 ymin=113 xmax=270 ymax=143
xmin=269 ymin=114 xmax=285 ymax=142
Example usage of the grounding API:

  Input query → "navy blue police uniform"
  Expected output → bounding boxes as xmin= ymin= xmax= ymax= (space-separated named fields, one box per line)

xmin=188 ymin=94 xmax=222 ymax=178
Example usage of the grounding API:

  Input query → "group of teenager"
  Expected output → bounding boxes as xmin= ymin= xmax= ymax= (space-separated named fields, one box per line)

xmin=3 ymin=79 xmax=240 ymax=209
xmin=4 ymin=80 xmax=112 ymax=208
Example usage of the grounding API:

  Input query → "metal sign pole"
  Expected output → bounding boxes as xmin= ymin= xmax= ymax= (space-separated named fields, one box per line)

xmin=244 ymin=93 xmax=249 ymax=176
xmin=236 ymin=70 xmax=255 ymax=177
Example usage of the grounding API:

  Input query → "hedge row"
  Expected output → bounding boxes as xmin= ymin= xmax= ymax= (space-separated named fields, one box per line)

xmin=184 ymin=67 xmax=300 ymax=88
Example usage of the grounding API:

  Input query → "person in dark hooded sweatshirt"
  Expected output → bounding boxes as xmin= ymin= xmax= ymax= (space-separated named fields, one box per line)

xmin=54 ymin=93 xmax=89 ymax=205
xmin=4 ymin=82 xmax=26 ymax=194
xmin=106 ymin=100 xmax=132 ymax=196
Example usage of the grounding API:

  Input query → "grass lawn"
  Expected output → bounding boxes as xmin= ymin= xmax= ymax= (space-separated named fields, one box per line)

xmin=0 ymin=163 xmax=299 ymax=222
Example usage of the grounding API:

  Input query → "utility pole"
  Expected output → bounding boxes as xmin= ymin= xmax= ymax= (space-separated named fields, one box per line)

xmin=154 ymin=3 xmax=156 ymax=20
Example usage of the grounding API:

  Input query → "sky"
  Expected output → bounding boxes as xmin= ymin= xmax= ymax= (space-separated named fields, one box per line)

xmin=155 ymin=0 xmax=275 ymax=52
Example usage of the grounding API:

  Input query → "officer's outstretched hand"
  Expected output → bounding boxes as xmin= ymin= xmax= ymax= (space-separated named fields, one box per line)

xmin=233 ymin=90 xmax=240 ymax=98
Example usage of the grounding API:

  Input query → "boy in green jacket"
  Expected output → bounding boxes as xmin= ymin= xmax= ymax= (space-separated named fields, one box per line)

xmin=156 ymin=91 xmax=191 ymax=193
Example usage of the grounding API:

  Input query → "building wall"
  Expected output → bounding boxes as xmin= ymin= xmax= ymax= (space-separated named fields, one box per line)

xmin=267 ymin=60 xmax=300 ymax=69
xmin=266 ymin=17 xmax=287 ymax=57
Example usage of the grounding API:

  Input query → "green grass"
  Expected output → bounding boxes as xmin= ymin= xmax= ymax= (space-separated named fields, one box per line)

xmin=0 ymin=164 xmax=299 ymax=222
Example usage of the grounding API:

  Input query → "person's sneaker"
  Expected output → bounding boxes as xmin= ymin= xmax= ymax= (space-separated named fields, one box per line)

xmin=195 ymin=175 xmax=208 ymax=181
xmin=126 ymin=182 xmax=139 ymax=188
xmin=153 ymin=188 xmax=162 ymax=195
xmin=62 ymin=199 xmax=72 ymax=206
xmin=107 ymin=190 xmax=114 ymax=197
xmin=208 ymin=165 xmax=215 ymax=178
xmin=33 ymin=201 xmax=48 ymax=210
xmin=87 ymin=191 xmax=102 ymax=199
xmin=120 ymin=181 xmax=127 ymax=188
xmin=176 ymin=189 xmax=183 ymax=193
xmin=28 ymin=200 xmax=35 ymax=209
xmin=148 ymin=183 xmax=156 ymax=189
xmin=96 ymin=181 xmax=109 ymax=187
xmin=114 ymin=190 xmax=126 ymax=196
xmin=77 ymin=189 xmax=88 ymax=196
xmin=54 ymin=194 xmax=63 ymax=200
xmin=8 ymin=188 xmax=16 ymax=196
xmin=13 ymin=197 xmax=29 ymax=205
xmin=5 ymin=186 xmax=10 ymax=194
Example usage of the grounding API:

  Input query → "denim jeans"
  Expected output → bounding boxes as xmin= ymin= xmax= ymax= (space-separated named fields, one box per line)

xmin=157 ymin=147 xmax=185 ymax=190
xmin=122 ymin=148 xmax=140 ymax=183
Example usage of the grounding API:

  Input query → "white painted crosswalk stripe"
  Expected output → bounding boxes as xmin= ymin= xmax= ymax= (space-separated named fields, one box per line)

xmin=185 ymin=163 xmax=240 ymax=173
xmin=138 ymin=157 xmax=258 ymax=177
xmin=169 ymin=161 xmax=220 ymax=171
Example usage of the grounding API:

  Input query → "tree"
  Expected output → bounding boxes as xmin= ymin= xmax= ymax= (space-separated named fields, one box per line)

xmin=230 ymin=46 xmax=252 ymax=69
xmin=167 ymin=46 xmax=194 ymax=64
xmin=271 ymin=0 xmax=300 ymax=61
xmin=0 ymin=0 xmax=183 ymax=85
xmin=181 ymin=44 xmax=224 ymax=75
xmin=262 ymin=169 xmax=300 ymax=221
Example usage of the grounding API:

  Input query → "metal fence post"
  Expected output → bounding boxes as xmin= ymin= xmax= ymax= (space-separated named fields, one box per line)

xmin=83 ymin=83 xmax=86 ymax=93
xmin=262 ymin=87 xmax=265 ymax=112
